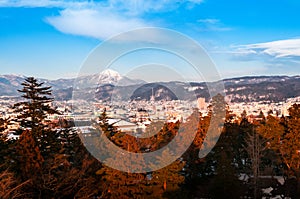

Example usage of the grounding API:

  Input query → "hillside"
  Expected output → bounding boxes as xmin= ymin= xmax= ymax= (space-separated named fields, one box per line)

xmin=1 ymin=72 xmax=300 ymax=103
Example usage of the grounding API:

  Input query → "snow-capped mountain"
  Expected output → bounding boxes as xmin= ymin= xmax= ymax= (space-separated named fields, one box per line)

xmin=0 ymin=74 xmax=25 ymax=96
xmin=74 ymin=69 xmax=145 ymax=88
xmin=0 ymin=74 xmax=25 ymax=87
xmin=222 ymin=75 xmax=300 ymax=86
xmin=0 ymin=69 xmax=145 ymax=96
xmin=98 ymin=69 xmax=122 ymax=84
xmin=1 ymin=72 xmax=300 ymax=103
xmin=97 ymin=69 xmax=146 ymax=86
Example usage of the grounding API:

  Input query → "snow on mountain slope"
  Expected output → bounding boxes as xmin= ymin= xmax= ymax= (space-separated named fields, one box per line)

xmin=74 ymin=69 xmax=145 ymax=88
xmin=98 ymin=69 xmax=122 ymax=85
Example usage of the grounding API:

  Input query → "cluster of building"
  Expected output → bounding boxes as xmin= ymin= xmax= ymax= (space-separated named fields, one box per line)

xmin=1 ymin=95 xmax=300 ymax=135
xmin=228 ymin=96 xmax=300 ymax=118
xmin=53 ymin=99 xmax=199 ymax=134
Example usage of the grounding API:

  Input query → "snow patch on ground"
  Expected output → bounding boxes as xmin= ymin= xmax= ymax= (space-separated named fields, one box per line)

xmin=273 ymin=176 xmax=285 ymax=185
xmin=262 ymin=187 xmax=273 ymax=195
xmin=238 ymin=173 xmax=249 ymax=181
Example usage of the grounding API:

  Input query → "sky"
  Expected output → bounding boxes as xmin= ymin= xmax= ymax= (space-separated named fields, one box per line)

xmin=0 ymin=0 xmax=300 ymax=81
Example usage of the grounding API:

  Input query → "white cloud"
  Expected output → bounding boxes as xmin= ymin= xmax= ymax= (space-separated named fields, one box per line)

xmin=197 ymin=18 xmax=219 ymax=24
xmin=46 ymin=9 xmax=150 ymax=40
xmin=0 ymin=0 xmax=203 ymax=11
xmin=195 ymin=18 xmax=232 ymax=32
xmin=0 ymin=0 xmax=89 ymax=8
xmin=1 ymin=0 xmax=205 ymax=40
xmin=188 ymin=0 xmax=203 ymax=3
xmin=235 ymin=38 xmax=300 ymax=58
xmin=107 ymin=0 xmax=177 ymax=15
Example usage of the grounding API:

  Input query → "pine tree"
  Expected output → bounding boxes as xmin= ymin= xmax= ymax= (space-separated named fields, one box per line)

xmin=244 ymin=127 xmax=266 ymax=199
xmin=280 ymin=104 xmax=300 ymax=177
xmin=257 ymin=115 xmax=284 ymax=171
xmin=177 ymin=109 xmax=206 ymax=188
xmin=12 ymin=77 xmax=59 ymax=156
xmin=201 ymin=93 xmax=226 ymax=158
xmin=0 ymin=118 xmax=13 ymax=170
xmin=257 ymin=115 xmax=284 ymax=147
xmin=98 ymin=108 xmax=116 ymax=138
xmin=0 ymin=118 xmax=8 ymax=160
xmin=13 ymin=77 xmax=57 ymax=132
xmin=204 ymin=109 xmax=244 ymax=199
xmin=16 ymin=129 xmax=44 ymax=181
xmin=149 ymin=148 xmax=186 ymax=198
xmin=96 ymin=163 xmax=147 ymax=198
xmin=209 ymin=149 xmax=243 ymax=199
xmin=0 ymin=118 xmax=7 ymax=132
xmin=0 ymin=169 xmax=29 ymax=199
xmin=10 ymin=77 xmax=63 ymax=197
xmin=95 ymin=131 xmax=148 ymax=198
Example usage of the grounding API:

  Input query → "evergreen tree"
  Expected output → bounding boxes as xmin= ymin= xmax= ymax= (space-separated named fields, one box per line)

xmin=209 ymin=150 xmax=243 ymax=199
xmin=280 ymin=104 xmax=300 ymax=177
xmin=96 ymin=163 xmax=147 ymax=198
xmin=13 ymin=77 xmax=57 ymax=133
xmin=0 ymin=118 xmax=18 ymax=176
xmin=258 ymin=110 xmax=266 ymax=122
xmin=0 ymin=118 xmax=9 ymax=167
xmin=12 ymin=77 xmax=60 ymax=156
xmin=193 ymin=106 xmax=246 ymax=198
xmin=0 ymin=118 xmax=7 ymax=132
xmin=0 ymin=168 xmax=29 ymax=199
xmin=10 ymin=77 xmax=63 ymax=197
xmin=240 ymin=110 xmax=248 ymax=123
xmin=244 ymin=127 xmax=266 ymax=198
xmin=95 ymin=130 xmax=148 ymax=198
xmin=16 ymin=129 xmax=44 ymax=182
xmin=200 ymin=94 xmax=226 ymax=160
xmin=257 ymin=115 xmax=284 ymax=174
xmin=180 ymin=110 xmax=206 ymax=180
xmin=149 ymin=149 xmax=186 ymax=198
xmin=257 ymin=115 xmax=284 ymax=149
xmin=98 ymin=108 xmax=115 ymax=138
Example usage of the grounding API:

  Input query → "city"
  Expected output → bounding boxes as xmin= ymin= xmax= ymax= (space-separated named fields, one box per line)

xmin=1 ymin=0 xmax=300 ymax=198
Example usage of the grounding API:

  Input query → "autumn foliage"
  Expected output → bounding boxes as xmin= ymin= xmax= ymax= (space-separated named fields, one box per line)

xmin=0 ymin=77 xmax=300 ymax=198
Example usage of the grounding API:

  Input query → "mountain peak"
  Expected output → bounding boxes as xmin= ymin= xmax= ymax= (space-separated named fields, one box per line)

xmin=98 ymin=69 xmax=122 ymax=85
xmin=100 ymin=69 xmax=121 ymax=78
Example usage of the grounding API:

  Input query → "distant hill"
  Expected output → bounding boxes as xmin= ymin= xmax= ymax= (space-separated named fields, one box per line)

xmin=222 ymin=76 xmax=300 ymax=102
xmin=1 ymin=72 xmax=300 ymax=103
xmin=130 ymin=83 xmax=178 ymax=101
xmin=0 ymin=69 xmax=145 ymax=99
xmin=0 ymin=74 xmax=25 ymax=96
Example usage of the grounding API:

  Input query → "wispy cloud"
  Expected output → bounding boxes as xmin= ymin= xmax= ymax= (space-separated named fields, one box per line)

xmin=0 ymin=0 xmax=203 ymax=12
xmin=212 ymin=38 xmax=300 ymax=77
xmin=195 ymin=18 xmax=232 ymax=32
xmin=197 ymin=18 xmax=219 ymax=24
xmin=0 ymin=0 xmax=88 ymax=8
xmin=46 ymin=9 xmax=151 ymax=40
xmin=0 ymin=0 xmax=205 ymax=40
xmin=107 ymin=0 xmax=203 ymax=15
xmin=234 ymin=38 xmax=300 ymax=58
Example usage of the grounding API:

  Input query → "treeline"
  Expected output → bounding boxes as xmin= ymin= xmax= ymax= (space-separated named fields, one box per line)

xmin=0 ymin=77 xmax=300 ymax=198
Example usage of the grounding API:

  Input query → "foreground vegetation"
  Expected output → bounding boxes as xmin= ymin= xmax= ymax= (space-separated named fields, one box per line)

xmin=0 ymin=77 xmax=300 ymax=198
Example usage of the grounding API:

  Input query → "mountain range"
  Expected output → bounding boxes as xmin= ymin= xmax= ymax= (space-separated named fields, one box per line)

xmin=1 ymin=70 xmax=300 ymax=103
xmin=0 ymin=69 xmax=144 ymax=97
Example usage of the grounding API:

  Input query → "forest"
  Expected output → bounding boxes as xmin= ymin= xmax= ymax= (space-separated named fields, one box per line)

xmin=0 ymin=77 xmax=300 ymax=199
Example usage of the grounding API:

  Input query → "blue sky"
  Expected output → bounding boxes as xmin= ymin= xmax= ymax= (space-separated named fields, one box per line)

xmin=0 ymin=0 xmax=300 ymax=81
